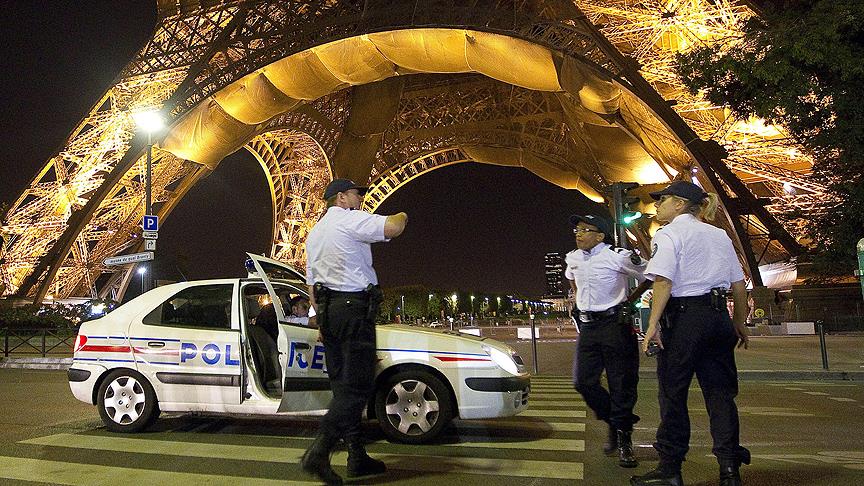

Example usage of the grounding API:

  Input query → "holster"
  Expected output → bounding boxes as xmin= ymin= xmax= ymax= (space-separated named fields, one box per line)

xmin=365 ymin=284 xmax=383 ymax=322
xmin=710 ymin=287 xmax=728 ymax=311
xmin=313 ymin=283 xmax=330 ymax=327
xmin=618 ymin=303 xmax=634 ymax=325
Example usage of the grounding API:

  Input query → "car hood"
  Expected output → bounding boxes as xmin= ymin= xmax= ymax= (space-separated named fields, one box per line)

xmin=375 ymin=324 xmax=513 ymax=355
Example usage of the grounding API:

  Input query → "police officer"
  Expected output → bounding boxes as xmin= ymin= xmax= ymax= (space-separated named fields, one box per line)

xmin=301 ymin=178 xmax=407 ymax=485
xmin=630 ymin=181 xmax=750 ymax=486
xmin=566 ymin=213 xmax=647 ymax=468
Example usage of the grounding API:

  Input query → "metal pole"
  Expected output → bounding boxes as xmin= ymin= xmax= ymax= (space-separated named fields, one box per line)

xmin=530 ymin=314 xmax=539 ymax=374
xmin=143 ymin=133 xmax=153 ymax=293
xmin=817 ymin=320 xmax=829 ymax=371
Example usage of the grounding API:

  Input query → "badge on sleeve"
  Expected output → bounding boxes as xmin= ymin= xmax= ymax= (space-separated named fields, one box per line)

xmin=651 ymin=243 xmax=658 ymax=257
xmin=630 ymin=252 xmax=642 ymax=265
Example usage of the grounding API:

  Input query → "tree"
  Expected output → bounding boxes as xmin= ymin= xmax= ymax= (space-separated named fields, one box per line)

xmin=676 ymin=0 xmax=864 ymax=275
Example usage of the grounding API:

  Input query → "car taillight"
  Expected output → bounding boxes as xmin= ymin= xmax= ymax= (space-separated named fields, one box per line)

xmin=74 ymin=334 xmax=88 ymax=353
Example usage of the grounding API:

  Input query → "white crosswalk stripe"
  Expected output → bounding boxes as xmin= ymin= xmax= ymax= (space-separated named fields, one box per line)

xmin=4 ymin=378 xmax=588 ymax=483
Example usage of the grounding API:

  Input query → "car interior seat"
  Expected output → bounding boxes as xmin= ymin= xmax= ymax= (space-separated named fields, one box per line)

xmin=246 ymin=324 xmax=283 ymax=396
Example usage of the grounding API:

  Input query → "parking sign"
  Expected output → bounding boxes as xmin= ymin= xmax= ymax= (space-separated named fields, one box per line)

xmin=143 ymin=215 xmax=158 ymax=231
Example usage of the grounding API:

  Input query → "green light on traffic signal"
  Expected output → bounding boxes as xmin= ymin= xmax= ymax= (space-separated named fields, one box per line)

xmin=622 ymin=211 xmax=642 ymax=224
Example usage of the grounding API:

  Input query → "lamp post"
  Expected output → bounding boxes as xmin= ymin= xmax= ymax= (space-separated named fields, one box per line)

xmin=400 ymin=294 xmax=405 ymax=320
xmin=470 ymin=295 xmax=475 ymax=316
xmin=132 ymin=109 xmax=164 ymax=292
xmin=137 ymin=266 xmax=147 ymax=295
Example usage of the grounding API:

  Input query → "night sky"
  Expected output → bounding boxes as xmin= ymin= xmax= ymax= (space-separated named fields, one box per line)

xmin=0 ymin=1 xmax=598 ymax=297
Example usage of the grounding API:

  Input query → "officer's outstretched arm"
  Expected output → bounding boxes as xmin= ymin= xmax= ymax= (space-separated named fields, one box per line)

xmin=384 ymin=212 xmax=408 ymax=238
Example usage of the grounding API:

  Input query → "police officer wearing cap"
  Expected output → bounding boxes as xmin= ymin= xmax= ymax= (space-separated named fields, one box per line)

xmin=566 ymin=213 xmax=647 ymax=468
xmin=300 ymin=178 xmax=407 ymax=485
xmin=630 ymin=181 xmax=750 ymax=486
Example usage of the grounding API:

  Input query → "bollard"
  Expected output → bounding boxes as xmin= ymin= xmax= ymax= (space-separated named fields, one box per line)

xmin=530 ymin=314 xmax=539 ymax=374
xmin=817 ymin=320 xmax=829 ymax=371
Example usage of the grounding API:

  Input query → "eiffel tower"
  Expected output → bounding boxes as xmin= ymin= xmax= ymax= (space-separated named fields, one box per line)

xmin=1 ymin=0 xmax=824 ymax=303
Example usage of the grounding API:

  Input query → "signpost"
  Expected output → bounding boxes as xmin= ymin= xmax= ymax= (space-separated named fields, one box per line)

xmin=104 ymin=252 xmax=154 ymax=266
xmin=857 ymin=238 xmax=864 ymax=302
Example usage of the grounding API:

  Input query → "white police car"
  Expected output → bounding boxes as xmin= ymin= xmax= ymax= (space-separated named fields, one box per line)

xmin=68 ymin=254 xmax=530 ymax=444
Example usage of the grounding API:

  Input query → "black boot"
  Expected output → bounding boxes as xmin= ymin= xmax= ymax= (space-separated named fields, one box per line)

xmin=301 ymin=434 xmax=343 ymax=485
xmin=347 ymin=442 xmax=386 ymax=477
xmin=719 ymin=461 xmax=742 ymax=486
xmin=630 ymin=464 xmax=684 ymax=486
xmin=603 ymin=424 xmax=617 ymax=455
xmin=617 ymin=430 xmax=638 ymax=468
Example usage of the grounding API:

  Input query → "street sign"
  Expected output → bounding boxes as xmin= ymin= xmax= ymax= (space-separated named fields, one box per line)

xmin=104 ymin=252 xmax=154 ymax=266
xmin=144 ymin=239 xmax=156 ymax=251
xmin=142 ymin=215 xmax=159 ymax=231
xmin=142 ymin=231 xmax=158 ymax=239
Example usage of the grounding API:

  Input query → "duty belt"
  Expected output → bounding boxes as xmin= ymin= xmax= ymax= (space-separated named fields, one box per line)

xmin=667 ymin=288 xmax=728 ymax=312
xmin=323 ymin=288 xmax=369 ymax=299
xmin=578 ymin=303 xmax=623 ymax=323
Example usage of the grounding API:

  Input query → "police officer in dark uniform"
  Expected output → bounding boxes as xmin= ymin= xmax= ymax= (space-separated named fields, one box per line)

xmin=566 ymin=213 xmax=647 ymax=468
xmin=300 ymin=178 xmax=407 ymax=485
xmin=631 ymin=181 xmax=750 ymax=486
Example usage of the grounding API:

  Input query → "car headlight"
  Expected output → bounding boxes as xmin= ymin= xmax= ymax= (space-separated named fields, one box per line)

xmin=483 ymin=345 xmax=520 ymax=375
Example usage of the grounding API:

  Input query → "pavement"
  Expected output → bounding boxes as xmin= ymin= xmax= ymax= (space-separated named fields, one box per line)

xmin=3 ymin=333 xmax=863 ymax=379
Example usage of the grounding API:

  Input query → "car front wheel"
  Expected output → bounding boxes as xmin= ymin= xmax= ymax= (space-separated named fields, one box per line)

xmin=97 ymin=369 xmax=159 ymax=432
xmin=375 ymin=369 xmax=453 ymax=444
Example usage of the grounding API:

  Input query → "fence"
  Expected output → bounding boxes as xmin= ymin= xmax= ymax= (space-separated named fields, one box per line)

xmin=1 ymin=328 xmax=76 ymax=357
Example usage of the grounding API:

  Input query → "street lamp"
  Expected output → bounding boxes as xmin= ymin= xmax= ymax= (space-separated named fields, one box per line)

xmin=470 ymin=295 xmax=475 ymax=316
xmin=132 ymin=108 xmax=165 ymax=293
xmin=137 ymin=266 xmax=147 ymax=294
xmin=400 ymin=295 xmax=405 ymax=320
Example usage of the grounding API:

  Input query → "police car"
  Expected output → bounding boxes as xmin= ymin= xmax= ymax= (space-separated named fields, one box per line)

xmin=68 ymin=254 xmax=530 ymax=444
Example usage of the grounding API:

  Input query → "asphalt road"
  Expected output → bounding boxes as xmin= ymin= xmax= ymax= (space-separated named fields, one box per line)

xmin=1 ymin=365 xmax=863 ymax=484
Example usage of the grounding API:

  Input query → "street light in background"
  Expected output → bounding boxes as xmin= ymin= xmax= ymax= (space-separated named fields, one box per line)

xmin=137 ymin=266 xmax=147 ymax=294
xmin=400 ymin=294 xmax=405 ymax=320
xmin=132 ymin=108 xmax=165 ymax=293
xmin=470 ymin=295 xmax=475 ymax=316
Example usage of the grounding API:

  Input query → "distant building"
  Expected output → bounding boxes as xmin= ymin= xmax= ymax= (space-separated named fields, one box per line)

xmin=544 ymin=252 xmax=567 ymax=298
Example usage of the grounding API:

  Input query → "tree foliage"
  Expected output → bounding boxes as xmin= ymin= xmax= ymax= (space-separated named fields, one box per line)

xmin=676 ymin=0 xmax=864 ymax=275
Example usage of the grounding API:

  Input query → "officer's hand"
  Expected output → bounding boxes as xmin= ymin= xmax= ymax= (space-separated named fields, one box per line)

xmin=733 ymin=322 xmax=749 ymax=349
xmin=642 ymin=323 xmax=663 ymax=354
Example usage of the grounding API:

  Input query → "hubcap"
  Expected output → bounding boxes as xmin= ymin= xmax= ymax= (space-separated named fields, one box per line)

xmin=384 ymin=379 xmax=440 ymax=436
xmin=103 ymin=376 xmax=146 ymax=425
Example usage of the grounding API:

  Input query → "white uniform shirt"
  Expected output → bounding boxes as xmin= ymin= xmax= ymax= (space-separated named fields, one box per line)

xmin=285 ymin=316 xmax=310 ymax=326
xmin=644 ymin=213 xmax=745 ymax=297
xmin=305 ymin=206 xmax=389 ymax=292
xmin=565 ymin=242 xmax=647 ymax=312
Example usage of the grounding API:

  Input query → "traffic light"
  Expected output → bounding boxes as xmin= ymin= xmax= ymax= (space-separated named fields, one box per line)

xmin=609 ymin=182 xmax=643 ymax=247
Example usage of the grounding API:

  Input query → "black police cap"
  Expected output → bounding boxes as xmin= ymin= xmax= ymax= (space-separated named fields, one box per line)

xmin=569 ymin=213 xmax=613 ymax=236
xmin=323 ymin=178 xmax=368 ymax=200
xmin=649 ymin=180 xmax=707 ymax=204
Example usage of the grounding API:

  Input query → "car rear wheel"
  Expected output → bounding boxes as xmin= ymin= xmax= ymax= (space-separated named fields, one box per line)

xmin=375 ymin=369 xmax=453 ymax=444
xmin=97 ymin=369 xmax=159 ymax=432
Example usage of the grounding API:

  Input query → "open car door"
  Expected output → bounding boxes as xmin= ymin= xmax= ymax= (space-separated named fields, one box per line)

xmin=246 ymin=254 xmax=332 ymax=412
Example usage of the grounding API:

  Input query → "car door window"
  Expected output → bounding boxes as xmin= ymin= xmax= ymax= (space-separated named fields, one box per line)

xmin=143 ymin=284 xmax=234 ymax=330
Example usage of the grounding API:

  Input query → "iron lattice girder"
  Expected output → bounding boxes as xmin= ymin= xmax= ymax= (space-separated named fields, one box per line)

xmin=3 ymin=0 xmax=806 ymax=300
xmin=167 ymin=1 xmax=622 ymax=117
xmin=579 ymin=0 xmax=820 ymax=234
xmin=245 ymin=130 xmax=331 ymax=270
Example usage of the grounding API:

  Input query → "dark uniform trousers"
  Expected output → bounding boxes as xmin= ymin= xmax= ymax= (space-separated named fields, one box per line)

xmin=317 ymin=293 xmax=377 ymax=444
xmin=573 ymin=313 xmax=640 ymax=431
xmin=655 ymin=298 xmax=750 ymax=466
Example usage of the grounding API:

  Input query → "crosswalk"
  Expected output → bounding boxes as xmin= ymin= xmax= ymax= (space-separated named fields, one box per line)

xmin=1 ymin=376 xmax=587 ymax=485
